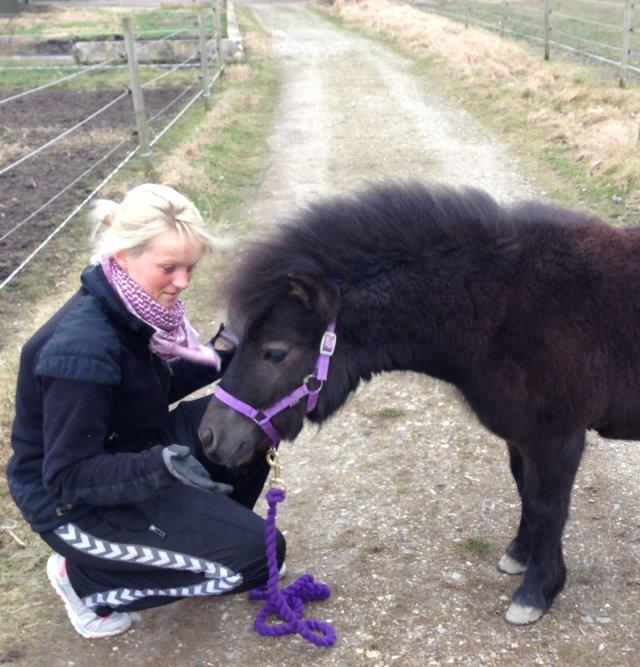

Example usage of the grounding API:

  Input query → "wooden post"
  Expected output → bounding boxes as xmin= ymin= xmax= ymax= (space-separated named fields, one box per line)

xmin=500 ymin=1 xmax=507 ymax=38
xmin=620 ymin=0 xmax=633 ymax=87
xmin=196 ymin=3 xmax=211 ymax=106
xmin=543 ymin=0 xmax=551 ymax=61
xmin=213 ymin=0 xmax=223 ymax=67
xmin=122 ymin=16 xmax=151 ymax=159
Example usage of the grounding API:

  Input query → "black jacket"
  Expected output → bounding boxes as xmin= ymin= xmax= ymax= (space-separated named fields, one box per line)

xmin=7 ymin=264 xmax=224 ymax=532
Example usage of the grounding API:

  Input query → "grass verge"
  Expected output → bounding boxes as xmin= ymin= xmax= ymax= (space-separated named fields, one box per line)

xmin=317 ymin=0 xmax=640 ymax=224
xmin=0 ymin=5 xmax=279 ymax=653
xmin=0 ymin=5 xmax=205 ymax=40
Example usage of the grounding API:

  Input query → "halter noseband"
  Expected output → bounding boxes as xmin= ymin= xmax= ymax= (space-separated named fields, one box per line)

xmin=213 ymin=319 xmax=338 ymax=448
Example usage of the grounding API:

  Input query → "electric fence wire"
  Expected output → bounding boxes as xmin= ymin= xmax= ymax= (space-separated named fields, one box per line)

xmin=0 ymin=64 xmax=224 ymax=291
xmin=0 ymin=143 xmax=140 ymax=291
xmin=148 ymin=79 xmax=199 ymax=124
xmin=552 ymin=10 xmax=624 ymax=31
xmin=142 ymin=50 xmax=200 ymax=88
xmin=0 ymin=56 xmax=121 ymax=107
xmin=0 ymin=89 xmax=129 ymax=177
xmin=0 ymin=133 xmax=132 ymax=244
xmin=149 ymin=65 xmax=223 ymax=147
xmin=411 ymin=1 xmax=638 ymax=74
xmin=0 ymin=21 xmax=205 ymax=106
xmin=0 ymin=17 xmax=222 ymax=289
xmin=550 ymin=28 xmax=619 ymax=53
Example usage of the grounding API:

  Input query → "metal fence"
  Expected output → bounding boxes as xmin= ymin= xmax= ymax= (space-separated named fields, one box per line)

xmin=0 ymin=1 xmax=225 ymax=290
xmin=411 ymin=1 xmax=638 ymax=85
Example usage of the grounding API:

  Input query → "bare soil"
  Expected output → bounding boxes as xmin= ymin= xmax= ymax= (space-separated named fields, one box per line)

xmin=4 ymin=3 xmax=640 ymax=665
xmin=0 ymin=85 xmax=192 ymax=284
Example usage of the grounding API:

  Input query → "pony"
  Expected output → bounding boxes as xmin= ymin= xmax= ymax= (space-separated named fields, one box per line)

xmin=198 ymin=180 xmax=640 ymax=626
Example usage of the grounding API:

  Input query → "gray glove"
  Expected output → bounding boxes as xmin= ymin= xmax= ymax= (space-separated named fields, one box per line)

xmin=162 ymin=445 xmax=233 ymax=494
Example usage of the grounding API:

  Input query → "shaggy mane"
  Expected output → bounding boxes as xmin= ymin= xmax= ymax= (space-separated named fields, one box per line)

xmin=225 ymin=180 xmax=599 ymax=329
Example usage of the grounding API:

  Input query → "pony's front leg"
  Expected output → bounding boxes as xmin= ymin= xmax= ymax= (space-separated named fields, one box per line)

xmin=498 ymin=442 xmax=529 ymax=575
xmin=505 ymin=431 xmax=586 ymax=626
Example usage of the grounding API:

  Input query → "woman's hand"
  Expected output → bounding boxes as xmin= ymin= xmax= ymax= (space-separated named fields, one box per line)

xmin=162 ymin=445 xmax=233 ymax=494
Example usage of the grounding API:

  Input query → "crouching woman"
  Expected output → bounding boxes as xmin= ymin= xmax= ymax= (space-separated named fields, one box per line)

xmin=7 ymin=184 xmax=285 ymax=639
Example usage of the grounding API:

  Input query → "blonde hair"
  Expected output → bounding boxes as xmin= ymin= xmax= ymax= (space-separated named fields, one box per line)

xmin=90 ymin=183 xmax=219 ymax=261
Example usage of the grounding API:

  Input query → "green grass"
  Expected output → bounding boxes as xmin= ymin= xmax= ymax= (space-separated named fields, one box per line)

xmin=0 ymin=4 xmax=225 ymax=42
xmin=458 ymin=536 xmax=491 ymax=555
xmin=372 ymin=407 xmax=408 ymax=420
xmin=0 ymin=63 xmax=199 ymax=92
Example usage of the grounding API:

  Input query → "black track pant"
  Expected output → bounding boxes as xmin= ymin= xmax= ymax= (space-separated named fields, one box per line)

xmin=40 ymin=396 xmax=285 ymax=616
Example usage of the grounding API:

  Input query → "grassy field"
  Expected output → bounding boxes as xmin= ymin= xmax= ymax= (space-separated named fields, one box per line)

xmin=414 ymin=0 xmax=638 ymax=70
xmin=0 ymin=6 xmax=279 ymax=653
xmin=0 ymin=3 xmax=225 ymax=41
xmin=0 ymin=64 xmax=199 ymax=91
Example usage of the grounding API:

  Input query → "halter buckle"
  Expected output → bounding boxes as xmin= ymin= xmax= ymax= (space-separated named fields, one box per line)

xmin=304 ymin=374 xmax=324 ymax=395
xmin=319 ymin=331 xmax=337 ymax=356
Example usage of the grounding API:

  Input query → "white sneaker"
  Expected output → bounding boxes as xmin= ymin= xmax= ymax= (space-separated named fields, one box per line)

xmin=46 ymin=553 xmax=132 ymax=639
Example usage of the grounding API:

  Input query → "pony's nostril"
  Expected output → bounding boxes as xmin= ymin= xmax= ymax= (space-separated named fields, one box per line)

xmin=200 ymin=428 xmax=214 ymax=450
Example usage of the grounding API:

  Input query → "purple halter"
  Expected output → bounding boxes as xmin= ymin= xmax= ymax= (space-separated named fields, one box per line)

xmin=215 ymin=286 xmax=341 ymax=647
xmin=213 ymin=321 xmax=337 ymax=447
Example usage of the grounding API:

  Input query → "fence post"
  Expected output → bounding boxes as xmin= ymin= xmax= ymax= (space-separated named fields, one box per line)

xmin=620 ymin=0 xmax=633 ymax=87
xmin=122 ymin=16 xmax=151 ymax=160
xmin=543 ymin=0 xmax=551 ymax=61
xmin=213 ymin=0 xmax=223 ymax=66
xmin=500 ymin=1 xmax=508 ymax=38
xmin=196 ymin=3 xmax=212 ymax=106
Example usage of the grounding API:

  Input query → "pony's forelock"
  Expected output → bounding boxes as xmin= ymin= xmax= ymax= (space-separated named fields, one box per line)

xmin=225 ymin=180 xmax=594 ymax=332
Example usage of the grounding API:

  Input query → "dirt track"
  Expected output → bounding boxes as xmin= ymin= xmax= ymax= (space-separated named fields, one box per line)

xmin=19 ymin=3 xmax=640 ymax=665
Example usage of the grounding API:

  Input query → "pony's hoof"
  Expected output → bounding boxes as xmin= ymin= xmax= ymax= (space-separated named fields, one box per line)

xmin=498 ymin=552 xmax=527 ymax=575
xmin=505 ymin=601 xmax=544 ymax=625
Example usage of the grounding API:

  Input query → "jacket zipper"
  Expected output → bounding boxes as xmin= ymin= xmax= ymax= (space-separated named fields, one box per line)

xmin=148 ymin=524 xmax=166 ymax=537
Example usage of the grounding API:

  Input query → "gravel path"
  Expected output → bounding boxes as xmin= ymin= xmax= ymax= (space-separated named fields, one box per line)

xmin=26 ymin=3 xmax=640 ymax=665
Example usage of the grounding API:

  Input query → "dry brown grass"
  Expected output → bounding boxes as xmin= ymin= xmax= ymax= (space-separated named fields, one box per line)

xmin=224 ymin=64 xmax=254 ymax=82
xmin=243 ymin=28 xmax=271 ymax=61
xmin=330 ymin=0 xmax=640 ymax=199
xmin=0 ymin=6 xmax=126 ymax=38
xmin=157 ymin=88 xmax=261 ymax=192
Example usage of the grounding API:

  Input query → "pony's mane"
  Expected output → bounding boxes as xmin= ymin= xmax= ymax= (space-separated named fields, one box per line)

xmin=226 ymin=180 xmax=598 ymax=328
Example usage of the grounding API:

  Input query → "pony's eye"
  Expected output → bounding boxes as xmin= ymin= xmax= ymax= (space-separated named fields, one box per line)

xmin=264 ymin=348 xmax=288 ymax=363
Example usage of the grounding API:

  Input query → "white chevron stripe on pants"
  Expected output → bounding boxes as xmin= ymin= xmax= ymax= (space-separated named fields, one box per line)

xmin=54 ymin=522 xmax=243 ymax=608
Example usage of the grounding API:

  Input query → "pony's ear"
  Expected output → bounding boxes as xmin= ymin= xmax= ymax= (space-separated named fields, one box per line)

xmin=286 ymin=274 xmax=339 ymax=321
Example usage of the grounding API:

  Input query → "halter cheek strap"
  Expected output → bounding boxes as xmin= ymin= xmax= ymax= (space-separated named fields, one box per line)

xmin=213 ymin=320 xmax=337 ymax=447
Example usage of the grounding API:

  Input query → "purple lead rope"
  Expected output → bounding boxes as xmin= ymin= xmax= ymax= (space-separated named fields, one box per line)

xmin=249 ymin=461 xmax=336 ymax=647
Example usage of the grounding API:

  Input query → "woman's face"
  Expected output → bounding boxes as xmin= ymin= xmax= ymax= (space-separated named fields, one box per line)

xmin=115 ymin=230 xmax=205 ymax=308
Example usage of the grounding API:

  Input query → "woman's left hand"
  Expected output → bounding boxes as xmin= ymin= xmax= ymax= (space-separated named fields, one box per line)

xmin=162 ymin=445 xmax=233 ymax=494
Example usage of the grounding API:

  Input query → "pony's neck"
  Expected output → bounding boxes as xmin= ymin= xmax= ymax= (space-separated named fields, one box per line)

xmin=338 ymin=270 xmax=485 ymax=384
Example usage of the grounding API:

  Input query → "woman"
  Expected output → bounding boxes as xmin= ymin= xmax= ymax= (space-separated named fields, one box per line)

xmin=7 ymin=184 xmax=285 ymax=639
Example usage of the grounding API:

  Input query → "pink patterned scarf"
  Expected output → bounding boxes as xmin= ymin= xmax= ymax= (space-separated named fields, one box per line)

xmin=100 ymin=256 xmax=220 ymax=368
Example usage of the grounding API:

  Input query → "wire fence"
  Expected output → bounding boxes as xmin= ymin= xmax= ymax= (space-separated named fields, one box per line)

xmin=411 ymin=1 xmax=639 ymax=83
xmin=0 ymin=2 xmax=225 ymax=291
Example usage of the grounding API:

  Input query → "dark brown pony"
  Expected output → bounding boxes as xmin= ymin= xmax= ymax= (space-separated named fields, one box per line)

xmin=198 ymin=180 xmax=640 ymax=625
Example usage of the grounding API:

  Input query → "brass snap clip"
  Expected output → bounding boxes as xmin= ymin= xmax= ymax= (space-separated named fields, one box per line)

xmin=266 ymin=448 xmax=286 ymax=492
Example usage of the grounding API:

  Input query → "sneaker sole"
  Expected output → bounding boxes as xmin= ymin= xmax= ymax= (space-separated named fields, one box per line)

xmin=46 ymin=556 xmax=131 ymax=639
